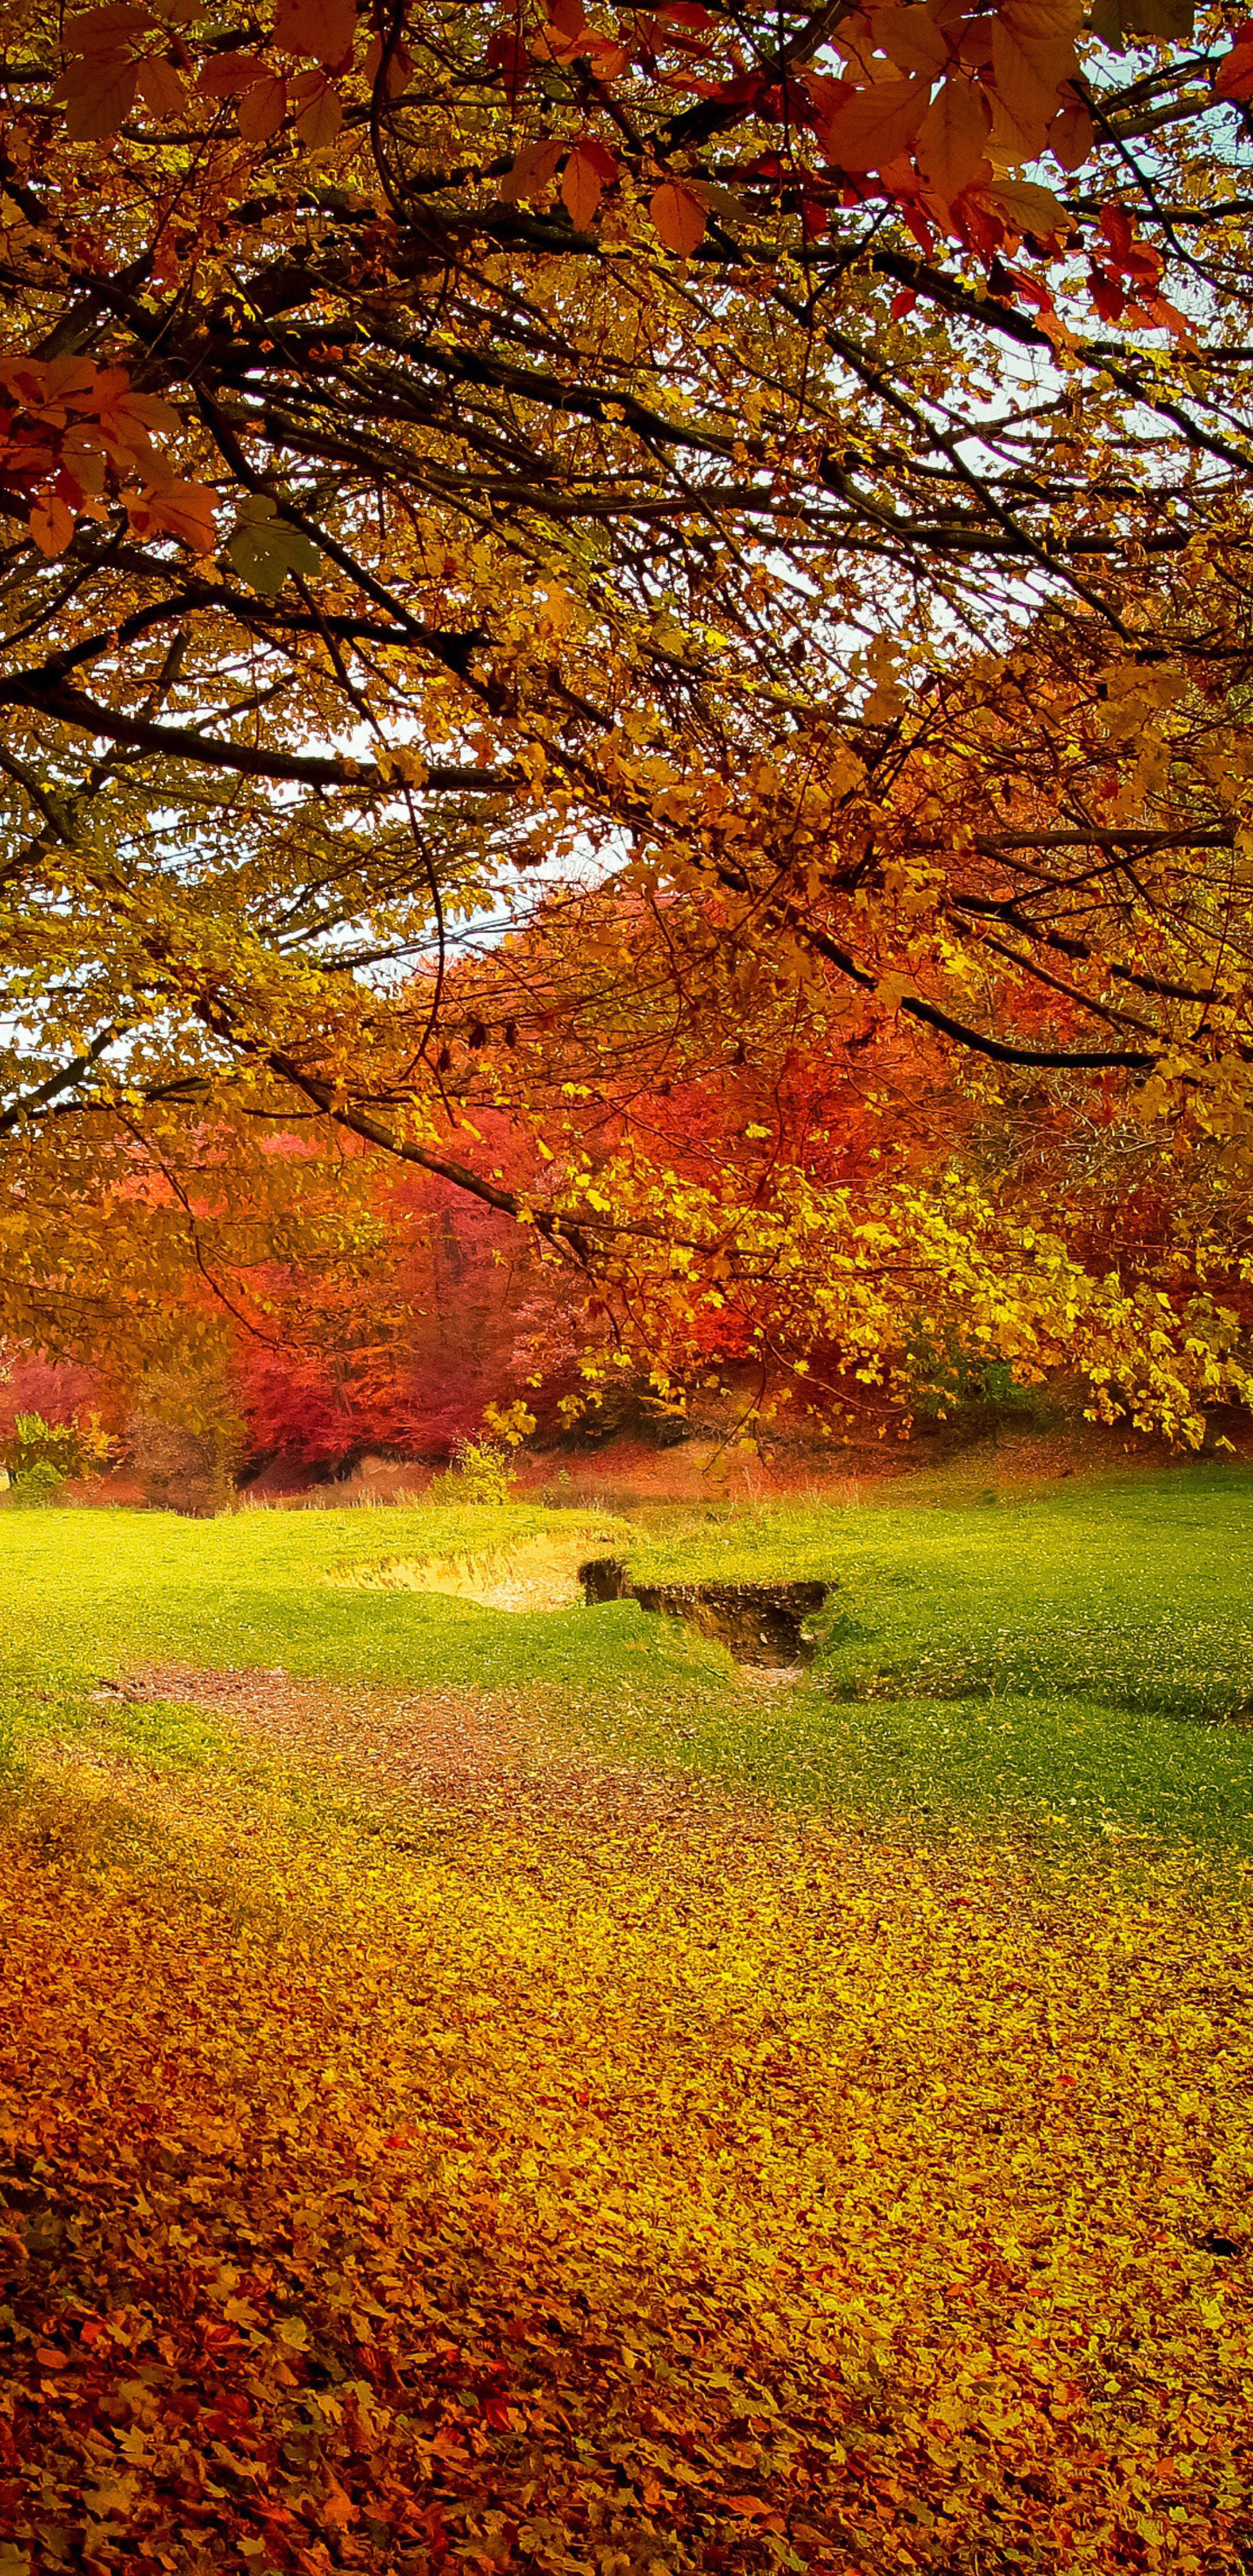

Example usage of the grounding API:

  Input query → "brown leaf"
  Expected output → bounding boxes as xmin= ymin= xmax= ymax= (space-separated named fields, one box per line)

xmin=294 ymin=71 xmax=344 ymax=146
xmin=62 ymin=53 xmax=138 ymax=140
xmin=64 ymin=3 xmax=148 ymax=44
xmin=134 ymin=56 xmax=185 ymax=116
xmin=198 ymin=50 xmax=270 ymax=97
xmin=272 ymin=0 xmax=358 ymax=68
xmin=238 ymin=70 xmax=288 ymax=140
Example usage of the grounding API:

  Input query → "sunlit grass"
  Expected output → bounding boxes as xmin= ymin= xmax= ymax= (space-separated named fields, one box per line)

xmin=4 ymin=1466 xmax=1253 ymax=1852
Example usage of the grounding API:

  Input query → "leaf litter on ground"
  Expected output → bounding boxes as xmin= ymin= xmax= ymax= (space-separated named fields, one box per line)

xmin=3 ymin=1656 xmax=1252 ymax=2574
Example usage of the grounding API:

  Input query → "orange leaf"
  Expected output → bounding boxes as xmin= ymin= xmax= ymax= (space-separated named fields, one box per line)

xmin=650 ymin=178 xmax=707 ymax=256
xmin=127 ymin=477 xmax=218 ymax=552
xmin=984 ymin=80 xmax=1050 ymax=163
xmin=238 ymin=70 xmax=288 ymax=138
xmin=983 ymin=175 xmax=1070 ymax=242
xmin=109 ymin=388 xmax=181 ymax=439
xmin=1048 ymin=92 xmax=1092 ymax=170
xmin=19 ymin=356 xmax=99 ymax=406
xmin=562 ymin=143 xmax=609 ymax=230
xmin=915 ymin=74 xmax=991 ymax=205
xmin=1000 ymin=0 xmax=1082 ymax=37
xmin=134 ymin=56 xmax=185 ymax=115
xmin=63 ymin=54 xmax=138 ymax=139
xmin=824 ymin=76 xmax=928 ymax=173
xmin=499 ymin=140 xmax=564 ymax=204
xmin=871 ymin=6 xmax=950 ymax=77
xmin=272 ymin=0 xmax=358 ymax=65
xmin=295 ymin=70 xmax=344 ymax=145
xmin=991 ymin=17 xmax=1075 ymax=133
xmin=29 ymin=495 xmax=77 ymax=557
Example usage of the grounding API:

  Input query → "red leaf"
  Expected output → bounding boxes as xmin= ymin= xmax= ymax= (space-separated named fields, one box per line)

xmin=1100 ymin=202 xmax=1134 ymax=265
xmin=1088 ymin=264 xmax=1124 ymax=321
xmin=1216 ymin=37 xmax=1253 ymax=101
xmin=650 ymin=178 xmax=707 ymax=255
xmin=486 ymin=24 xmax=530 ymax=103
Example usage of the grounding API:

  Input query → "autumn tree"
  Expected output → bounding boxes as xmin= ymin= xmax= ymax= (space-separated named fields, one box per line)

xmin=4 ymin=0 xmax=1253 ymax=1436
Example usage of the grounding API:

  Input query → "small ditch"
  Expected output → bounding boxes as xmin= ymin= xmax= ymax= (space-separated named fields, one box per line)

xmin=580 ymin=1560 xmax=830 ymax=1667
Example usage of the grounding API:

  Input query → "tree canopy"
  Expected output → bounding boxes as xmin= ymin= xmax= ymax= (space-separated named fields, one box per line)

xmin=4 ymin=0 xmax=1253 ymax=1437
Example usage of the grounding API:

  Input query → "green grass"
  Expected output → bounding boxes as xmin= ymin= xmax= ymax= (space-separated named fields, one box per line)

xmin=3 ymin=1467 xmax=1253 ymax=1855
xmin=0 ymin=1499 xmax=644 ymax=1694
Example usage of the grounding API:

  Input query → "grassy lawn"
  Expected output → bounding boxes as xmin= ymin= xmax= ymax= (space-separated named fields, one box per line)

xmin=7 ymin=1467 xmax=1252 ymax=1855
xmin=3 ymin=1472 xmax=1252 ymax=2575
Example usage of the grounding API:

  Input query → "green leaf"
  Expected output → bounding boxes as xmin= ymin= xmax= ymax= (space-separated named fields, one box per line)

xmin=227 ymin=507 xmax=322 ymax=594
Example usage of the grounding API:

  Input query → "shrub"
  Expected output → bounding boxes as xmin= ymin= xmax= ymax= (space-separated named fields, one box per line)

xmin=125 ymin=1361 xmax=244 ymax=1514
xmin=905 ymin=1333 xmax=1054 ymax=1432
xmin=425 ymin=1437 xmax=516 ymax=1506
xmin=7 ymin=1457 xmax=68 ymax=1507
xmin=3 ymin=1409 xmax=111 ymax=1482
